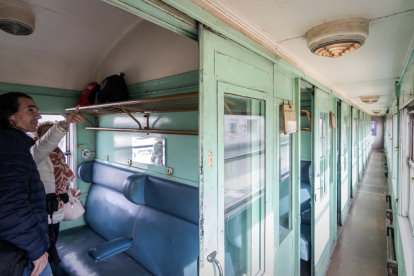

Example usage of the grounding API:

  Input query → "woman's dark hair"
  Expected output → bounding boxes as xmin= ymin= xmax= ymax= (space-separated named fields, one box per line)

xmin=0 ymin=92 xmax=33 ymax=130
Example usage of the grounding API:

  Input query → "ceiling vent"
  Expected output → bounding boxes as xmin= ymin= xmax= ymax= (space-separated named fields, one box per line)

xmin=307 ymin=18 xmax=369 ymax=58
xmin=361 ymin=96 xmax=379 ymax=104
xmin=0 ymin=2 xmax=35 ymax=35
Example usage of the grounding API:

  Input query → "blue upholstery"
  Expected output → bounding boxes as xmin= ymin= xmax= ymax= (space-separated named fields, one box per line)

xmin=145 ymin=176 xmax=199 ymax=225
xmin=131 ymin=206 xmax=199 ymax=276
xmin=301 ymin=208 xmax=311 ymax=225
xmin=300 ymin=182 xmax=311 ymax=213
xmin=79 ymin=161 xmax=138 ymax=193
xmin=123 ymin=174 xmax=146 ymax=205
xmin=123 ymin=174 xmax=199 ymax=225
xmin=54 ymin=226 xmax=151 ymax=276
xmin=85 ymin=184 xmax=141 ymax=245
xmin=300 ymin=224 xmax=311 ymax=261
xmin=89 ymin=237 xmax=132 ymax=262
xmin=56 ymin=162 xmax=199 ymax=276
xmin=300 ymin=161 xmax=312 ymax=183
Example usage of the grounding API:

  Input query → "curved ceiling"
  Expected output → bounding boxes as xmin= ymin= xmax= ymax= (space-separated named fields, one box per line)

xmin=0 ymin=0 xmax=141 ymax=91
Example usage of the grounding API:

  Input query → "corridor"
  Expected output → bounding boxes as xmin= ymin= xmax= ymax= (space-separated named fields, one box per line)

xmin=326 ymin=150 xmax=388 ymax=275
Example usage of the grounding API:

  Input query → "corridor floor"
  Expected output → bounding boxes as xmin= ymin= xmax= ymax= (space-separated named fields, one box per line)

xmin=326 ymin=150 xmax=388 ymax=276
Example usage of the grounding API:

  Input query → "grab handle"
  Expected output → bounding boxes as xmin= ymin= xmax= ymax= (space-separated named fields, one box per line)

xmin=207 ymin=251 xmax=223 ymax=276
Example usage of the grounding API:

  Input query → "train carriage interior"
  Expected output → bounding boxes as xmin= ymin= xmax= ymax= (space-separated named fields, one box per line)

xmin=0 ymin=0 xmax=414 ymax=275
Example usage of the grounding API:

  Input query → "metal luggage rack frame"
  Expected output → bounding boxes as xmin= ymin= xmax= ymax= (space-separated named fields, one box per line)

xmin=66 ymin=92 xmax=198 ymax=135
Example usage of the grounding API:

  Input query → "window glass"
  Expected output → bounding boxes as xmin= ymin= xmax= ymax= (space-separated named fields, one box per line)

xmin=319 ymin=112 xmax=329 ymax=197
xmin=279 ymin=106 xmax=291 ymax=242
xmin=224 ymin=94 xmax=265 ymax=276
xmin=38 ymin=114 xmax=68 ymax=161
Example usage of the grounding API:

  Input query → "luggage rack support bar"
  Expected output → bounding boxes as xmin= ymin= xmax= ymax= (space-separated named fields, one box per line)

xmin=113 ymin=106 xmax=142 ymax=130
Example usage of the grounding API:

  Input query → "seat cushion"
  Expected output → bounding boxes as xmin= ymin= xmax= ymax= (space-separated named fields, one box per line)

xmin=301 ymin=208 xmax=311 ymax=225
xmin=300 ymin=224 xmax=311 ymax=261
xmin=85 ymin=184 xmax=142 ymax=245
xmin=131 ymin=206 xmax=198 ymax=276
xmin=54 ymin=226 xmax=152 ymax=276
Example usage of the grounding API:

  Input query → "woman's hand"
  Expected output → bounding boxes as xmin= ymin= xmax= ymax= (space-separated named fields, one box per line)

xmin=70 ymin=188 xmax=81 ymax=197
xmin=60 ymin=106 xmax=84 ymax=129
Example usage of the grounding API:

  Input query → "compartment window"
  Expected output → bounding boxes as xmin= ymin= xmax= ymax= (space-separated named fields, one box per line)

xmin=279 ymin=106 xmax=292 ymax=242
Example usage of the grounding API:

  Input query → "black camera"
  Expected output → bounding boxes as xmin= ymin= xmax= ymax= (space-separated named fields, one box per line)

xmin=46 ymin=193 xmax=69 ymax=215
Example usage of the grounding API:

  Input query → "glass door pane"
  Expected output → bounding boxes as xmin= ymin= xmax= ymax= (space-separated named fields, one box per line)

xmin=223 ymin=94 xmax=265 ymax=276
xmin=279 ymin=107 xmax=291 ymax=242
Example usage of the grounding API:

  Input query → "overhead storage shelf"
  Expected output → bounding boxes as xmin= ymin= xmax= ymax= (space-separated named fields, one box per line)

xmin=66 ymin=92 xmax=198 ymax=115
xmin=66 ymin=92 xmax=199 ymax=135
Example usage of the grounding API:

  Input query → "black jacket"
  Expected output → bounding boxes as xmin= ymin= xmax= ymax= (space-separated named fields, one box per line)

xmin=0 ymin=128 xmax=49 ymax=261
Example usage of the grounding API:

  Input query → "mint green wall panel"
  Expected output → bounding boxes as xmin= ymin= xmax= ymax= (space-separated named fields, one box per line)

xmin=274 ymin=69 xmax=294 ymax=102
xmin=215 ymin=49 xmax=273 ymax=93
xmin=95 ymin=113 xmax=198 ymax=185
xmin=128 ymin=71 xmax=199 ymax=98
xmin=274 ymin=234 xmax=294 ymax=276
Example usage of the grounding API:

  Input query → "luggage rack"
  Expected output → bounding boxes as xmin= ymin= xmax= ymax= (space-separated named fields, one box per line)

xmin=66 ymin=92 xmax=198 ymax=135
xmin=301 ymin=109 xmax=312 ymax=131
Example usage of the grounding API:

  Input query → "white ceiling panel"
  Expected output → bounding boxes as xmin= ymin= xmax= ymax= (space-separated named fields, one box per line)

xmin=26 ymin=0 xmax=138 ymax=34
xmin=0 ymin=0 xmax=141 ymax=91
xmin=193 ymin=0 xmax=414 ymax=113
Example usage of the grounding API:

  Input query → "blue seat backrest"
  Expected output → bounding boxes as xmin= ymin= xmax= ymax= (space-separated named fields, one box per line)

xmin=145 ymin=176 xmax=199 ymax=225
xmin=78 ymin=162 xmax=142 ymax=246
xmin=123 ymin=174 xmax=199 ymax=275
xmin=300 ymin=161 xmax=312 ymax=184
xmin=79 ymin=161 xmax=138 ymax=193
xmin=131 ymin=206 xmax=198 ymax=276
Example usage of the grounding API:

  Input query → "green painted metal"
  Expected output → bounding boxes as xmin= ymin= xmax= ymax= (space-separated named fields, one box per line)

xmin=397 ymin=44 xmax=414 ymax=86
xmin=95 ymin=113 xmax=198 ymax=184
xmin=337 ymin=101 xmax=350 ymax=226
xmin=198 ymin=24 xmax=279 ymax=275
xmin=312 ymin=88 xmax=331 ymax=276
xmin=127 ymin=71 xmax=199 ymax=98
xmin=329 ymin=95 xmax=338 ymax=244
xmin=103 ymin=0 xmax=198 ymax=41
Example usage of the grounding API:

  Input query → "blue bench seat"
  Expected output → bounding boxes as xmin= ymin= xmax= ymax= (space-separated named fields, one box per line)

xmin=54 ymin=162 xmax=199 ymax=276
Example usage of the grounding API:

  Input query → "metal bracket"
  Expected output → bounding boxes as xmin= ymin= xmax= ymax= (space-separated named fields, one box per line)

xmin=386 ymin=209 xmax=393 ymax=221
xmin=113 ymin=106 xmax=142 ymax=129
xmin=81 ymin=149 xmax=95 ymax=160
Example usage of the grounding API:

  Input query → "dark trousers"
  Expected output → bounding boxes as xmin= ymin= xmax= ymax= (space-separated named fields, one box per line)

xmin=50 ymin=223 xmax=60 ymax=242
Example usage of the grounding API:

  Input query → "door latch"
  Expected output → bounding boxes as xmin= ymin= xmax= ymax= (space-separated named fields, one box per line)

xmin=81 ymin=149 xmax=95 ymax=160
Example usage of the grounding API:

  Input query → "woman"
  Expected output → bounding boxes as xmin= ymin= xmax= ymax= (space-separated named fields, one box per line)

xmin=32 ymin=121 xmax=81 ymax=242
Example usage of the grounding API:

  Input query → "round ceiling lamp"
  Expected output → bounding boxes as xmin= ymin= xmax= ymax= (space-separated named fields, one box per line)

xmin=361 ymin=96 xmax=379 ymax=104
xmin=0 ymin=2 xmax=35 ymax=35
xmin=307 ymin=18 xmax=369 ymax=58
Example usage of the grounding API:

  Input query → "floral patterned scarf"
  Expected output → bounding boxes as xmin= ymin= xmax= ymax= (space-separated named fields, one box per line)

xmin=49 ymin=147 xmax=75 ymax=194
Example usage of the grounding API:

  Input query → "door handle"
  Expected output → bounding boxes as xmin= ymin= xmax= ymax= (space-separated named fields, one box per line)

xmin=207 ymin=251 xmax=223 ymax=276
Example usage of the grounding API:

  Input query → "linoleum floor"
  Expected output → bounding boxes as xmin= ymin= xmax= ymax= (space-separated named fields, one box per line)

xmin=325 ymin=151 xmax=388 ymax=276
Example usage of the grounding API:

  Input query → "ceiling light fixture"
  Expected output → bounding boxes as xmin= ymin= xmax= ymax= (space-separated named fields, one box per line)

xmin=361 ymin=96 xmax=379 ymax=104
xmin=372 ymin=110 xmax=381 ymax=114
xmin=307 ymin=18 xmax=369 ymax=58
xmin=0 ymin=2 xmax=35 ymax=35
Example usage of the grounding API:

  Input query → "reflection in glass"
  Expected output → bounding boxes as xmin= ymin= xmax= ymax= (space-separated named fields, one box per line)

xmin=132 ymin=138 xmax=165 ymax=166
xmin=224 ymin=94 xmax=265 ymax=276
xmin=319 ymin=113 xmax=329 ymax=197
xmin=279 ymin=106 xmax=291 ymax=243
